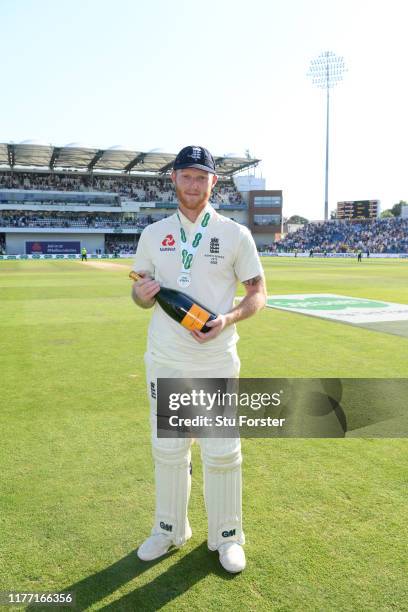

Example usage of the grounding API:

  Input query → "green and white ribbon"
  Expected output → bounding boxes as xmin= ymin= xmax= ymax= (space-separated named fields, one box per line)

xmin=177 ymin=209 xmax=212 ymax=274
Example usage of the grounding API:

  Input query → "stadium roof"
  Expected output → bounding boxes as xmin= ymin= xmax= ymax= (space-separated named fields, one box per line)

xmin=0 ymin=142 xmax=260 ymax=177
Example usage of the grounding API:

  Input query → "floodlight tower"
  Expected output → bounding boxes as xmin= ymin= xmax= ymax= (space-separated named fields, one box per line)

xmin=307 ymin=51 xmax=346 ymax=221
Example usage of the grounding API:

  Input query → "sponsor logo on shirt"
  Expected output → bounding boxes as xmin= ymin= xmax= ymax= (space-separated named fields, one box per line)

xmin=160 ymin=234 xmax=176 ymax=252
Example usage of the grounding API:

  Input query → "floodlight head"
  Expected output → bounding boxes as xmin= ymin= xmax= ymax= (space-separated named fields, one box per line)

xmin=307 ymin=51 xmax=347 ymax=89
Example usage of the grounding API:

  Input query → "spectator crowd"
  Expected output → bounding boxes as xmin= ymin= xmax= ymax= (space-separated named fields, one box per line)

xmin=105 ymin=236 xmax=138 ymax=255
xmin=276 ymin=218 xmax=408 ymax=254
xmin=0 ymin=170 xmax=243 ymax=257
xmin=3 ymin=171 xmax=407 ymax=256
xmin=0 ymin=171 xmax=243 ymax=205
xmin=0 ymin=211 xmax=152 ymax=230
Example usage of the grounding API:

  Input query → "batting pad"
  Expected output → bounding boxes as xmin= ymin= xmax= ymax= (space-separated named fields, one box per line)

xmin=152 ymin=441 xmax=192 ymax=546
xmin=201 ymin=438 xmax=245 ymax=550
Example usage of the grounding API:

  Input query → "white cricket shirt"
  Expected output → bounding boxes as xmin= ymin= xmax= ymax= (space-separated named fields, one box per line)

xmin=133 ymin=205 xmax=263 ymax=366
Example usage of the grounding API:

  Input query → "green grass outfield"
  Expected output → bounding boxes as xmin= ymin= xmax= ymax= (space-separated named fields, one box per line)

xmin=1 ymin=257 xmax=407 ymax=611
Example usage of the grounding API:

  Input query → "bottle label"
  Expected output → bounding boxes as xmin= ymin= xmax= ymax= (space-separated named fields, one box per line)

xmin=181 ymin=304 xmax=210 ymax=331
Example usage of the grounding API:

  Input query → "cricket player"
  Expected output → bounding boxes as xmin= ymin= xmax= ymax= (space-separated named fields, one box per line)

xmin=131 ymin=145 xmax=266 ymax=573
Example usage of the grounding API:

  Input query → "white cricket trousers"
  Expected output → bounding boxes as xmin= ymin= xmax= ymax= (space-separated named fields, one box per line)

xmin=144 ymin=351 xmax=245 ymax=551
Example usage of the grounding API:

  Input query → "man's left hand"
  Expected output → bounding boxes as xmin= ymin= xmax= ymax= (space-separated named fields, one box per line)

xmin=190 ymin=314 xmax=228 ymax=343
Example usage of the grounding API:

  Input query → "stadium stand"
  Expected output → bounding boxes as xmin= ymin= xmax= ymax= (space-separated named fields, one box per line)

xmin=105 ymin=236 xmax=138 ymax=255
xmin=277 ymin=218 xmax=408 ymax=254
xmin=0 ymin=171 xmax=243 ymax=205
xmin=0 ymin=177 xmax=248 ymax=256
xmin=1 ymin=141 xmax=406 ymax=257
xmin=0 ymin=143 xmax=285 ymax=257
xmin=0 ymin=211 xmax=148 ymax=229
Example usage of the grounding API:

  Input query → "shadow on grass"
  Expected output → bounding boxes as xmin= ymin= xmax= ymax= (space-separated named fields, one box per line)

xmin=26 ymin=542 xmax=236 ymax=611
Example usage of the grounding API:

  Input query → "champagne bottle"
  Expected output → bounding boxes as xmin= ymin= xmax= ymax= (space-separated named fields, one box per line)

xmin=129 ymin=271 xmax=217 ymax=332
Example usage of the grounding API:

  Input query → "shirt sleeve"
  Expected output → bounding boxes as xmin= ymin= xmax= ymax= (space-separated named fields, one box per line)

xmin=132 ymin=227 xmax=155 ymax=275
xmin=234 ymin=226 xmax=264 ymax=283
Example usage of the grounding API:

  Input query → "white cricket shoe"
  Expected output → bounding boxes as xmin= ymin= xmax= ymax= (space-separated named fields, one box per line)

xmin=218 ymin=542 xmax=246 ymax=573
xmin=137 ymin=533 xmax=173 ymax=561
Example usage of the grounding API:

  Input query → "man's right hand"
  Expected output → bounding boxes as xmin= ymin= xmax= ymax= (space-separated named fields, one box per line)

xmin=131 ymin=271 xmax=160 ymax=308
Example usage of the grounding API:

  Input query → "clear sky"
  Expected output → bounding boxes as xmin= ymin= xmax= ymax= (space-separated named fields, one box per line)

xmin=0 ymin=0 xmax=406 ymax=220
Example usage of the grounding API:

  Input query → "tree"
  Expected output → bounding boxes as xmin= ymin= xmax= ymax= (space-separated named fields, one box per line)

xmin=391 ymin=201 xmax=407 ymax=217
xmin=287 ymin=215 xmax=309 ymax=224
xmin=380 ymin=210 xmax=394 ymax=218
